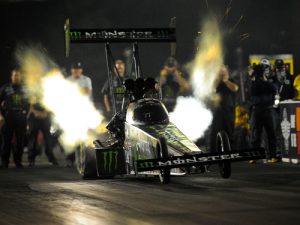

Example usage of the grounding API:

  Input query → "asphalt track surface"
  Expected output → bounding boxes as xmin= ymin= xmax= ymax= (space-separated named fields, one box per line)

xmin=0 ymin=160 xmax=299 ymax=225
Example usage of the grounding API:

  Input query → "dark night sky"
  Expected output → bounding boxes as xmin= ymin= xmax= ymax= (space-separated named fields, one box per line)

xmin=1 ymin=0 xmax=300 ymax=101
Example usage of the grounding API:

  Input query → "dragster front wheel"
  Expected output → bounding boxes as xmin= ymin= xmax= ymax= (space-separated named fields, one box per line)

xmin=157 ymin=137 xmax=170 ymax=184
xmin=75 ymin=143 xmax=98 ymax=179
xmin=216 ymin=131 xmax=231 ymax=179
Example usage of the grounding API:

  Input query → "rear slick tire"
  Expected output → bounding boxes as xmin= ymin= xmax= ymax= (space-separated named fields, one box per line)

xmin=75 ymin=143 xmax=98 ymax=179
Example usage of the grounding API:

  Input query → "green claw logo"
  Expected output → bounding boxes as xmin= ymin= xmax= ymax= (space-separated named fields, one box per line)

xmin=139 ymin=161 xmax=154 ymax=168
xmin=102 ymin=150 xmax=118 ymax=173
xmin=13 ymin=94 xmax=22 ymax=105
xmin=70 ymin=31 xmax=82 ymax=39
xmin=115 ymin=86 xmax=125 ymax=94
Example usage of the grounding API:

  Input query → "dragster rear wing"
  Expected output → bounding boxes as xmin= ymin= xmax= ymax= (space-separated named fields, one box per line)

xmin=64 ymin=18 xmax=176 ymax=114
xmin=64 ymin=19 xmax=176 ymax=57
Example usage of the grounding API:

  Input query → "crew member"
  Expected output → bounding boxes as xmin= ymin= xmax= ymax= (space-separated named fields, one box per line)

xmin=67 ymin=62 xmax=93 ymax=98
xmin=159 ymin=57 xmax=189 ymax=112
xmin=273 ymin=59 xmax=294 ymax=157
xmin=260 ymin=58 xmax=274 ymax=80
xmin=0 ymin=69 xmax=29 ymax=168
xmin=27 ymin=97 xmax=58 ymax=167
xmin=210 ymin=65 xmax=239 ymax=153
xmin=102 ymin=59 xmax=127 ymax=116
xmin=66 ymin=62 xmax=93 ymax=167
xmin=249 ymin=64 xmax=280 ymax=163
xmin=274 ymin=59 xmax=294 ymax=101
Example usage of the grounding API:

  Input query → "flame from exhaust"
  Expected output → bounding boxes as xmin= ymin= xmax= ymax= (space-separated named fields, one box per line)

xmin=16 ymin=47 xmax=105 ymax=152
xmin=170 ymin=97 xmax=212 ymax=141
xmin=42 ymin=71 xmax=104 ymax=150
xmin=170 ymin=19 xmax=223 ymax=141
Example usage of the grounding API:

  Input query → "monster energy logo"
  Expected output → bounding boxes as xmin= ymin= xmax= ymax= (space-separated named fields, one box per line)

xmin=69 ymin=29 xmax=176 ymax=42
xmin=70 ymin=31 xmax=82 ymax=39
xmin=13 ymin=94 xmax=22 ymax=105
xmin=102 ymin=150 xmax=119 ymax=173
xmin=138 ymin=161 xmax=154 ymax=168
xmin=115 ymin=86 xmax=125 ymax=94
xmin=137 ymin=150 xmax=265 ymax=170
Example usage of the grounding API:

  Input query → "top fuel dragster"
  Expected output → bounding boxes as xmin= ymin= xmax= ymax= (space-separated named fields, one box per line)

xmin=64 ymin=19 xmax=265 ymax=184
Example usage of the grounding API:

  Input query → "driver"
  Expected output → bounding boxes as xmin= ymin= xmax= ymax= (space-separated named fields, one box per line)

xmin=274 ymin=59 xmax=294 ymax=101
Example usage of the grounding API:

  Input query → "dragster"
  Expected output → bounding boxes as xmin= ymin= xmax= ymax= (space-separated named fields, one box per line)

xmin=64 ymin=19 xmax=265 ymax=184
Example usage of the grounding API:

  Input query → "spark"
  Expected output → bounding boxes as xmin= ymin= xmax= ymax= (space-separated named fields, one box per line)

xmin=220 ymin=0 xmax=233 ymax=23
xmin=230 ymin=15 xmax=243 ymax=32
xmin=239 ymin=33 xmax=250 ymax=42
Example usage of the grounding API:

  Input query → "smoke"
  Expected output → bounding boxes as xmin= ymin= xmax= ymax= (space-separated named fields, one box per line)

xmin=170 ymin=18 xmax=223 ymax=141
xmin=16 ymin=46 xmax=105 ymax=152
xmin=170 ymin=97 xmax=212 ymax=141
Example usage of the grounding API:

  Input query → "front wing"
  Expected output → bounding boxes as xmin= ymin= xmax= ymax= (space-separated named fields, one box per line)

xmin=137 ymin=148 xmax=265 ymax=172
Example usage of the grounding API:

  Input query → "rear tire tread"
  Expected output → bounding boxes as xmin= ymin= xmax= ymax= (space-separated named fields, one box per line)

xmin=75 ymin=143 xmax=98 ymax=179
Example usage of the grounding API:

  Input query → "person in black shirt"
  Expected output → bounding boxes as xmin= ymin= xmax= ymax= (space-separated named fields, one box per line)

xmin=249 ymin=64 xmax=280 ymax=163
xmin=27 ymin=98 xmax=58 ymax=167
xmin=159 ymin=57 xmax=189 ymax=112
xmin=272 ymin=59 xmax=294 ymax=157
xmin=0 ymin=69 xmax=29 ymax=168
xmin=210 ymin=65 xmax=239 ymax=153
xmin=102 ymin=60 xmax=127 ymax=117
xmin=274 ymin=59 xmax=294 ymax=101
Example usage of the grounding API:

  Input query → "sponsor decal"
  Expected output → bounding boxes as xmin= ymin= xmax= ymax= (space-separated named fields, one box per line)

xmin=281 ymin=108 xmax=291 ymax=151
xmin=115 ymin=86 xmax=125 ymax=95
xmin=13 ymin=94 xmax=22 ymax=105
xmin=138 ymin=150 xmax=263 ymax=169
xmin=102 ymin=150 xmax=119 ymax=173
xmin=139 ymin=161 xmax=154 ymax=168
xmin=70 ymin=31 xmax=82 ymax=39
xmin=291 ymin=134 xmax=297 ymax=148
xmin=69 ymin=29 xmax=175 ymax=41
xmin=136 ymin=141 xmax=151 ymax=156
xmin=146 ymin=123 xmax=198 ymax=152
xmin=291 ymin=114 xmax=296 ymax=128
xmin=84 ymin=30 xmax=153 ymax=39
